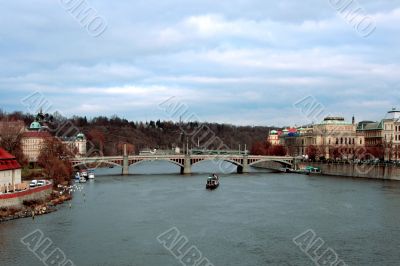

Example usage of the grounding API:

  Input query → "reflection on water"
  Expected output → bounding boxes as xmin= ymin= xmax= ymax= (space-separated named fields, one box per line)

xmin=1 ymin=161 xmax=400 ymax=266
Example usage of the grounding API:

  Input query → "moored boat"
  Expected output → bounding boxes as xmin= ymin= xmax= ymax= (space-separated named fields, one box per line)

xmin=88 ymin=169 xmax=95 ymax=179
xmin=306 ymin=166 xmax=321 ymax=175
xmin=80 ymin=170 xmax=88 ymax=178
xmin=206 ymin=174 xmax=219 ymax=190
xmin=296 ymin=166 xmax=322 ymax=175
xmin=74 ymin=172 xmax=81 ymax=180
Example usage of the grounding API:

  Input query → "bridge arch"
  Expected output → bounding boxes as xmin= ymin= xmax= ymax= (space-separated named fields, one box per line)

xmin=72 ymin=161 xmax=122 ymax=169
xmin=248 ymin=159 xmax=293 ymax=167
xmin=128 ymin=158 xmax=184 ymax=168
xmin=191 ymin=157 xmax=242 ymax=167
xmin=191 ymin=157 xmax=244 ymax=174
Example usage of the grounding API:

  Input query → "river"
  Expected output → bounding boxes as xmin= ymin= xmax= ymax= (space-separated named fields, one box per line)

xmin=1 ymin=161 xmax=400 ymax=265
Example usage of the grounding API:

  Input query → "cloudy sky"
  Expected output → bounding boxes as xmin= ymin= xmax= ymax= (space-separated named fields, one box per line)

xmin=1 ymin=0 xmax=400 ymax=126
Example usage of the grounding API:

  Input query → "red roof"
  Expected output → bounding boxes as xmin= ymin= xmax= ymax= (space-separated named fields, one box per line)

xmin=0 ymin=148 xmax=21 ymax=171
xmin=22 ymin=131 xmax=51 ymax=138
xmin=0 ymin=148 xmax=15 ymax=159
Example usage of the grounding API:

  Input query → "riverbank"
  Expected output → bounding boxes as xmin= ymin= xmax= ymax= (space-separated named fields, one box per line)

xmin=0 ymin=188 xmax=72 ymax=223
xmin=255 ymin=161 xmax=400 ymax=181
xmin=298 ymin=162 xmax=400 ymax=181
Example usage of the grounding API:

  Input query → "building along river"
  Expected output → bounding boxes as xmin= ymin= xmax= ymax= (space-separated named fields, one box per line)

xmin=1 ymin=161 xmax=400 ymax=265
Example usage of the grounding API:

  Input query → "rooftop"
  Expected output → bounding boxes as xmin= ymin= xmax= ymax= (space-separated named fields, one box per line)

xmin=384 ymin=108 xmax=400 ymax=120
xmin=0 ymin=148 xmax=21 ymax=171
xmin=22 ymin=131 xmax=51 ymax=138
xmin=357 ymin=121 xmax=383 ymax=131
xmin=317 ymin=116 xmax=351 ymax=126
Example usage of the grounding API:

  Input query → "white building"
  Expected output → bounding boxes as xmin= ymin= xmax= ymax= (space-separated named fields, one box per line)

xmin=21 ymin=131 xmax=51 ymax=163
xmin=61 ymin=133 xmax=87 ymax=157
xmin=267 ymin=130 xmax=280 ymax=145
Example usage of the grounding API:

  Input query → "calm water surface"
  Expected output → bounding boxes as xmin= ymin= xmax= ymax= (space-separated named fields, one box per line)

xmin=1 ymin=161 xmax=400 ymax=266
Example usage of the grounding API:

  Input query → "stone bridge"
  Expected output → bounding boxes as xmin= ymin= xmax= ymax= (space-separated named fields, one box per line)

xmin=70 ymin=154 xmax=295 ymax=175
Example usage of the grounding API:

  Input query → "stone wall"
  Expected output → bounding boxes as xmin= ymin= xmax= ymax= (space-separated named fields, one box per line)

xmin=0 ymin=183 xmax=53 ymax=208
xmin=298 ymin=162 xmax=400 ymax=181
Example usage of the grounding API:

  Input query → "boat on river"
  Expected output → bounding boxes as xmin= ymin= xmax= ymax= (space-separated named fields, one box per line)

xmin=74 ymin=172 xmax=80 ymax=180
xmin=206 ymin=174 xmax=220 ymax=190
xmin=88 ymin=169 xmax=95 ymax=179
xmin=304 ymin=166 xmax=321 ymax=175
xmin=80 ymin=170 xmax=88 ymax=178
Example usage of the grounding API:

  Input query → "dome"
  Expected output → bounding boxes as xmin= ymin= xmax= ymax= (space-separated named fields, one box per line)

xmin=270 ymin=130 xmax=278 ymax=135
xmin=76 ymin=133 xmax=85 ymax=140
xmin=385 ymin=109 xmax=400 ymax=120
xmin=29 ymin=121 xmax=42 ymax=130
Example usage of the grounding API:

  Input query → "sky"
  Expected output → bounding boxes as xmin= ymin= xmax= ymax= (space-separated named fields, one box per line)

xmin=1 ymin=0 xmax=400 ymax=126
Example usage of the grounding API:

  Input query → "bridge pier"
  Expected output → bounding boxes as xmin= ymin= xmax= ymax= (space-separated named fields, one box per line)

xmin=122 ymin=144 xmax=129 ymax=175
xmin=237 ymin=156 xmax=250 ymax=174
xmin=181 ymin=155 xmax=192 ymax=175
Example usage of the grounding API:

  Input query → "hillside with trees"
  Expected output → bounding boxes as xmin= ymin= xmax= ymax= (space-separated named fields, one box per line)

xmin=0 ymin=110 xmax=275 ymax=156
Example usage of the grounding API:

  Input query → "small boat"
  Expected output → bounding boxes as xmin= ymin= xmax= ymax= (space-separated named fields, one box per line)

xmin=88 ymin=170 xmax=95 ymax=179
xmin=299 ymin=166 xmax=322 ymax=175
xmin=307 ymin=166 xmax=322 ymax=175
xmin=74 ymin=172 xmax=80 ymax=180
xmin=79 ymin=176 xmax=87 ymax=183
xmin=80 ymin=170 xmax=88 ymax=178
xmin=206 ymin=174 xmax=220 ymax=190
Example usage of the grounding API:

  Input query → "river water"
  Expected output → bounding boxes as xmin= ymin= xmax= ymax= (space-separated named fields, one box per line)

xmin=1 ymin=161 xmax=400 ymax=266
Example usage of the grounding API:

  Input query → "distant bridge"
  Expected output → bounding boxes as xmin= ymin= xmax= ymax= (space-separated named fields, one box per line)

xmin=70 ymin=154 xmax=295 ymax=175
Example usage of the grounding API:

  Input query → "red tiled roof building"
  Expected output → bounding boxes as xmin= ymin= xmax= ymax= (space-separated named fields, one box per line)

xmin=0 ymin=148 xmax=22 ymax=193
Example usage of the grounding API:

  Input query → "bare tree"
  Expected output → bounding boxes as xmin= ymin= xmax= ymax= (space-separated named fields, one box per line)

xmin=38 ymin=137 xmax=73 ymax=185
xmin=0 ymin=120 xmax=27 ymax=165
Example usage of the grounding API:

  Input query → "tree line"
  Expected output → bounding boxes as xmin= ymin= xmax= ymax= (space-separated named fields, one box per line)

xmin=0 ymin=110 xmax=276 ymax=157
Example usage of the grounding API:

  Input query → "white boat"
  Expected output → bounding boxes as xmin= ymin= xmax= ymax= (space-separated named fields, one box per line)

xmin=74 ymin=172 xmax=80 ymax=180
xmin=79 ymin=177 xmax=87 ymax=183
xmin=88 ymin=172 xmax=95 ymax=179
